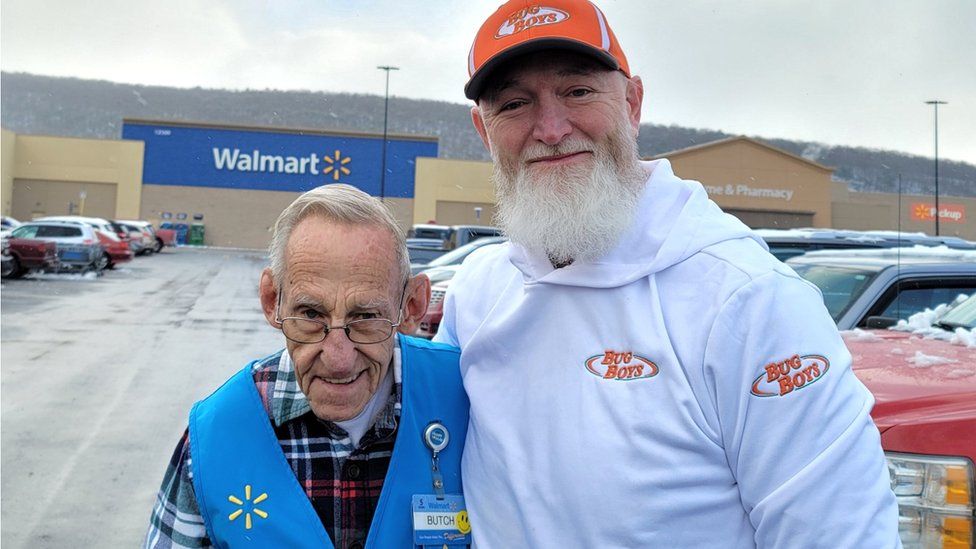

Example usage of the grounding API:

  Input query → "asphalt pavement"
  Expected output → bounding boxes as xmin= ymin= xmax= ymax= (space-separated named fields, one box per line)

xmin=1 ymin=247 xmax=285 ymax=548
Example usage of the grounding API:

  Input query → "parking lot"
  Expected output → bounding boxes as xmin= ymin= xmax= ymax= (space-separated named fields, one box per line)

xmin=1 ymin=247 xmax=283 ymax=548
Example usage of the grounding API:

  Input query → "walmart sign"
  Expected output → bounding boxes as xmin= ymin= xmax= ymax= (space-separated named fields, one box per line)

xmin=122 ymin=121 xmax=438 ymax=197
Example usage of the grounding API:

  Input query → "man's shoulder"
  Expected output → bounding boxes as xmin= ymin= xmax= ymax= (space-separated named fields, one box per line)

xmin=689 ymin=236 xmax=803 ymax=286
xmin=194 ymin=350 xmax=295 ymax=426
xmin=449 ymin=240 xmax=515 ymax=294
xmin=400 ymin=334 xmax=460 ymax=356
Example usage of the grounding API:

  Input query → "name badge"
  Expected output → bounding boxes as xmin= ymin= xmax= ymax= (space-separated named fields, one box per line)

xmin=411 ymin=494 xmax=471 ymax=547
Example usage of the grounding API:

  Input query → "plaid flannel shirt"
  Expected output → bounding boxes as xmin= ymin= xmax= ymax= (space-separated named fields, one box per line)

xmin=144 ymin=347 xmax=403 ymax=549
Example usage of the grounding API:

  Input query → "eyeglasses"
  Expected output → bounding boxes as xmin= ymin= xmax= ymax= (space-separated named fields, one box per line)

xmin=274 ymin=283 xmax=407 ymax=345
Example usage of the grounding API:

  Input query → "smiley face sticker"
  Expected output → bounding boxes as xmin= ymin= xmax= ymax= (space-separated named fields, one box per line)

xmin=455 ymin=510 xmax=471 ymax=534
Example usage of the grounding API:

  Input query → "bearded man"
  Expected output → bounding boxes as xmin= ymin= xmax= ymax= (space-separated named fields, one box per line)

xmin=434 ymin=0 xmax=900 ymax=547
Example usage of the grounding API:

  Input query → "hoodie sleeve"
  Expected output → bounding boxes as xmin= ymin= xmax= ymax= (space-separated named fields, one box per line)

xmin=702 ymin=271 xmax=900 ymax=548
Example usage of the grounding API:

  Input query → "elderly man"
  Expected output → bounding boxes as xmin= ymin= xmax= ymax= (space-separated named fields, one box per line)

xmin=435 ymin=0 xmax=900 ymax=547
xmin=146 ymin=185 xmax=470 ymax=548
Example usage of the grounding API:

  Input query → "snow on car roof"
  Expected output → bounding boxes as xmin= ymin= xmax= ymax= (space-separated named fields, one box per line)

xmin=793 ymin=245 xmax=976 ymax=262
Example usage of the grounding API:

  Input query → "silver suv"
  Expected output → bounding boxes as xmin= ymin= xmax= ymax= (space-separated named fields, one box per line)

xmin=9 ymin=220 xmax=105 ymax=273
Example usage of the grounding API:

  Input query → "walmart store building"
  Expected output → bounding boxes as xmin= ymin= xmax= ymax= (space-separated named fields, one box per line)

xmin=2 ymin=120 xmax=972 ymax=248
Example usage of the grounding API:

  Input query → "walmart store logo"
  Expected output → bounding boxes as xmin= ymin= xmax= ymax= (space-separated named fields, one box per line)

xmin=212 ymin=148 xmax=352 ymax=182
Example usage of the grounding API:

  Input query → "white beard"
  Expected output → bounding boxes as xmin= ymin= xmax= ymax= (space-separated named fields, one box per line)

xmin=491 ymin=125 xmax=647 ymax=266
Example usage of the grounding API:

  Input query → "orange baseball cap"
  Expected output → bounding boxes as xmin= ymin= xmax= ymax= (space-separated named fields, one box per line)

xmin=465 ymin=0 xmax=630 ymax=100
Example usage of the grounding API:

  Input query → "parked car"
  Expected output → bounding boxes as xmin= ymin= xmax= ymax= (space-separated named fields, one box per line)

xmin=1 ymin=236 xmax=59 ymax=279
xmin=408 ymin=224 xmax=503 ymax=252
xmin=410 ymin=236 xmax=507 ymax=275
xmin=36 ymin=216 xmax=134 ymax=269
xmin=8 ymin=220 xmax=104 ymax=273
xmin=1 ymin=216 xmax=22 ymax=231
xmin=757 ymin=228 xmax=976 ymax=262
xmin=115 ymin=220 xmax=159 ymax=255
xmin=843 ymin=295 xmax=976 ymax=548
xmin=416 ymin=279 xmax=452 ymax=339
xmin=407 ymin=238 xmax=452 ymax=265
xmin=155 ymin=226 xmax=177 ymax=248
xmin=787 ymin=248 xmax=976 ymax=330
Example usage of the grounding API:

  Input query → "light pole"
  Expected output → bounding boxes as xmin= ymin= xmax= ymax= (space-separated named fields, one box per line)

xmin=377 ymin=65 xmax=400 ymax=201
xmin=925 ymin=100 xmax=947 ymax=236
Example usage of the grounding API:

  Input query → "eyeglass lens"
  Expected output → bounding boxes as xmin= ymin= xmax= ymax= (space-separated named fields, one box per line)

xmin=281 ymin=318 xmax=393 ymax=344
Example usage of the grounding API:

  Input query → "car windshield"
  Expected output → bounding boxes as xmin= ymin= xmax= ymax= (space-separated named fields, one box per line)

xmin=789 ymin=264 xmax=879 ymax=321
xmin=424 ymin=237 xmax=505 ymax=268
xmin=939 ymin=294 xmax=976 ymax=330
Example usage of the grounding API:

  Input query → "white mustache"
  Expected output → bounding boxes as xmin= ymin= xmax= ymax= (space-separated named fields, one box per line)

xmin=521 ymin=139 xmax=594 ymax=163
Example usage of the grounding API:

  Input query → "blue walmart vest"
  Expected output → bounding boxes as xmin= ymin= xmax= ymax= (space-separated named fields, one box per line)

xmin=188 ymin=336 xmax=467 ymax=548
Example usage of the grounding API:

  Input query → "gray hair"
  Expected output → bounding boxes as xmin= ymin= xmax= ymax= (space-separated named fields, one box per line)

xmin=268 ymin=184 xmax=410 ymax=287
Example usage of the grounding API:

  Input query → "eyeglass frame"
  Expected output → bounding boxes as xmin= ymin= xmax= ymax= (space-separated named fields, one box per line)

xmin=274 ymin=280 xmax=409 ymax=345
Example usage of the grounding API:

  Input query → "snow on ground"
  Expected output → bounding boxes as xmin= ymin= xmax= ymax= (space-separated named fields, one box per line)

xmin=30 ymin=271 xmax=101 ymax=281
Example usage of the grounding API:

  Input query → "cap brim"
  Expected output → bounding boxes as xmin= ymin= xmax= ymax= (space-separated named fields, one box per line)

xmin=464 ymin=37 xmax=620 ymax=101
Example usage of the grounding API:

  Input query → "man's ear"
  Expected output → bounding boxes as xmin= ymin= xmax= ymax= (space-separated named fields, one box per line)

xmin=397 ymin=274 xmax=431 ymax=335
xmin=259 ymin=268 xmax=281 ymax=329
xmin=625 ymin=75 xmax=644 ymax=136
xmin=471 ymin=106 xmax=492 ymax=153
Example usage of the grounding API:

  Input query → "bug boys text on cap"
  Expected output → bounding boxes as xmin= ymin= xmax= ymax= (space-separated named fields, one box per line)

xmin=465 ymin=0 xmax=630 ymax=100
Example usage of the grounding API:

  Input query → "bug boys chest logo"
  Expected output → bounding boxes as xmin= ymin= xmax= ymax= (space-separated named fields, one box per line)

xmin=751 ymin=354 xmax=830 ymax=397
xmin=495 ymin=6 xmax=570 ymax=38
xmin=585 ymin=350 xmax=659 ymax=381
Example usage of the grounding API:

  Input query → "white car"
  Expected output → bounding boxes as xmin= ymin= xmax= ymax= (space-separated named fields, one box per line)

xmin=116 ymin=220 xmax=161 ymax=255
xmin=9 ymin=220 xmax=104 ymax=272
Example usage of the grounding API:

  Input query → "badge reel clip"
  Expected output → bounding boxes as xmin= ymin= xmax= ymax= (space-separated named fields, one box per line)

xmin=424 ymin=421 xmax=449 ymax=500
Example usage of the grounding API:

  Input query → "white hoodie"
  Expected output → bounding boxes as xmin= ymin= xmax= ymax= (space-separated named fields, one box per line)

xmin=435 ymin=160 xmax=899 ymax=548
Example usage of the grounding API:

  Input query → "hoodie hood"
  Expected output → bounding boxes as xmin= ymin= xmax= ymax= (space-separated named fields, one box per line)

xmin=508 ymin=159 xmax=763 ymax=287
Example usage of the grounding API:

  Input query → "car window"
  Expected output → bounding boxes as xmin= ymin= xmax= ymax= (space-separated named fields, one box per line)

xmin=790 ymin=264 xmax=878 ymax=321
xmin=877 ymin=287 xmax=976 ymax=321
xmin=45 ymin=225 xmax=82 ymax=237
xmin=424 ymin=238 xmax=503 ymax=268
xmin=11 ymin=226 xmax=38 ymax=238
xmin=940 ymin=295 xmax=976 ymax=329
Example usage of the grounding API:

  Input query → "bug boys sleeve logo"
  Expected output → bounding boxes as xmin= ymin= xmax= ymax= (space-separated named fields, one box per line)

xmin=751 ymin=354 xmax=830 ymax=397
xmin=585 ymin=350 xmax=659 ymax=381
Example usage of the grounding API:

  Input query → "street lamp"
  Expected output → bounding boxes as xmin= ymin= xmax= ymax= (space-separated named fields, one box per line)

xmin=377 ymin=65 xmax=400 ymax=201
xmin=925 ymin=100 xmax=947 ymax=236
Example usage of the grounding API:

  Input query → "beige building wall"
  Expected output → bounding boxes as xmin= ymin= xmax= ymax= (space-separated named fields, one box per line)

xmin=12 ymin=180 xmax=118 ymax=220
xmin=6 ymin=134 xmax=143 ymax=220
xmin=413 ymin=158 xmax=495 ymax=225
xmin=142 ymin=185 xmax=304 ymax=249
xmin=832 ymin=182 xmax=976 ymax=240
xmin=1 ymin=128 xmax=16 ymax=216
xmin=140 ymin=185 xmax=416 ymax=249
xmin=659 ymin=137 xmax=833 ymax=228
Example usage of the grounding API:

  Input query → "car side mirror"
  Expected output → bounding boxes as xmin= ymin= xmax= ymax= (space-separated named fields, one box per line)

xmin=864 ymin=316 xmax=899 ymax=329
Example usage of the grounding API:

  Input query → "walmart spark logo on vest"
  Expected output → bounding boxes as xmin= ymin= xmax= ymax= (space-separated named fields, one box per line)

xmin=212 ymin=148 xmax=352 ymax=181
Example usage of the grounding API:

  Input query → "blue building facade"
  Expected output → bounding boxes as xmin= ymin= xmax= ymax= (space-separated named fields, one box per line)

xmin=122 ymin=120 xmax=438 ymax=198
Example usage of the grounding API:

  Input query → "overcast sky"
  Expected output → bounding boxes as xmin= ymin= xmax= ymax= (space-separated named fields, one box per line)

xmin=2 ymin=0 xmax=974 ymax=164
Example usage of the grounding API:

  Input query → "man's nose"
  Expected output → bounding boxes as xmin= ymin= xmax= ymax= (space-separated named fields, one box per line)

xmin=531 ymin=96 xmax=572 ymax=146
xmin=320 ymin=324 xmax=356 ymax=356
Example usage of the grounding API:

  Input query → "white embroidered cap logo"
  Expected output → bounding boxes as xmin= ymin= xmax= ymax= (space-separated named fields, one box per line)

xmin=495 ymin=6 xmax=570 ymax=38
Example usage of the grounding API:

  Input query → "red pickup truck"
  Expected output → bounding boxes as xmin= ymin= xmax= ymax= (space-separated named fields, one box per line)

xmin=845 ymin=295 xmax=976 ymax=549
xmin=2 ymin=237 xmax=59 ymax=278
